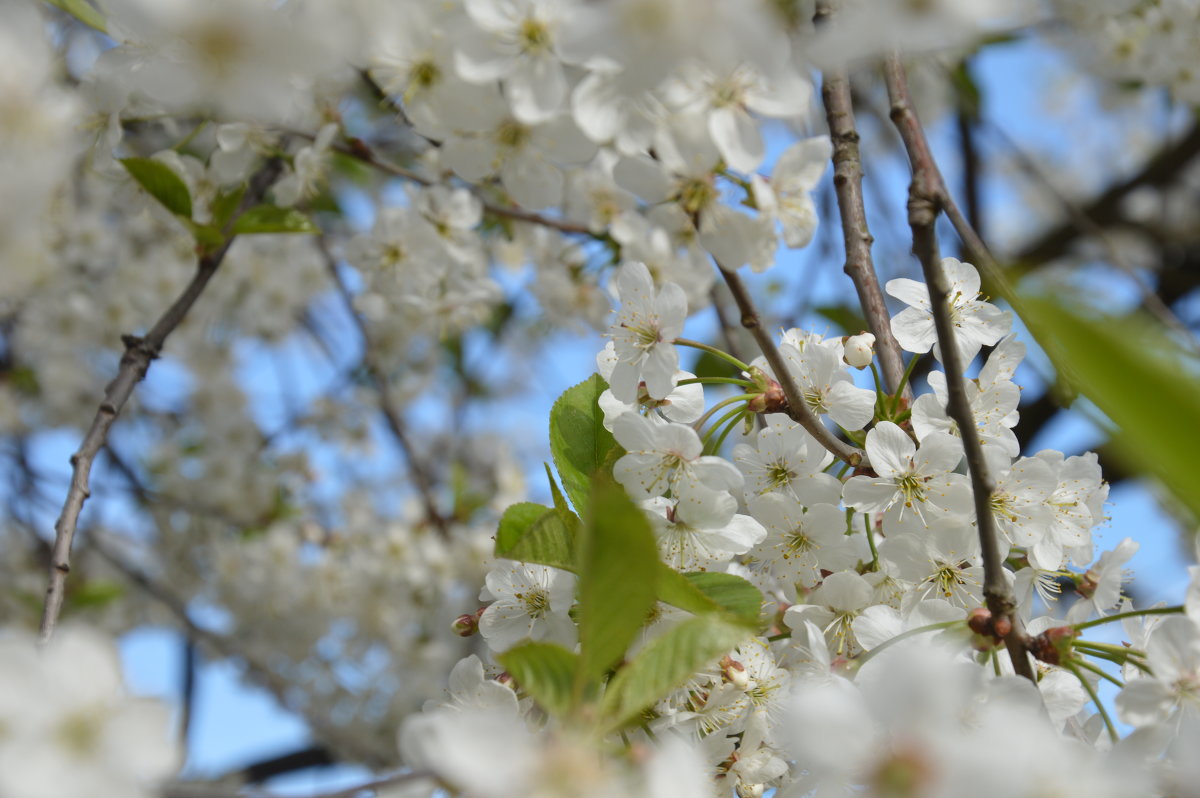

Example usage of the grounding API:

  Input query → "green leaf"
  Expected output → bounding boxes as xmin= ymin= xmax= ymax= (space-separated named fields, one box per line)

xmin=549 ymin=374 xmax=620 ymax=515
xmin=689 ymin=349 xmax=741 ymax=380
xmin=682 ymin=572 xmax=763 ymax=625
xmin=1020 ymin=298 xmax=1200 ymax=521
xmin=600 ymin=616 xmax=752 ymax=730
xmin=45 ymin=0 xmax=107 ymax=33
xmin=653 ymin=566 xmax=763 ymax=627
xmin=497 ymin=642 xmax=579 ymax=719
xmin=576 ymin=477 xmax=659 ymax=685
xmin=183 ymin=221 xmax=225 ymax=252
xmin=494 ymin=502 xmax=577 ymax=572
xmin=232 ymin=205 xmax=319 ymax=235
xmin=121 ymin=158 xmax=193 ymax=219
xmin=210 ymin=183 xmax=247 ymax=230
xmin=655 ymin=564 xmax=723 ymax=615
xmin=70 ymin=579 xmax=125 ymax=609
xmin=814 ymin=304 xmax=869 ymax=336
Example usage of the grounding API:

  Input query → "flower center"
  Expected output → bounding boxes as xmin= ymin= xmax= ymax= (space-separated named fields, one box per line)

xmin=765 ymin=460 xmax=796 ymax=492
xmin=784 ymin=525 xmax=815 ymax=556
xmin=409 ymin=59 xmax=441 ymax=92
xmin=517 ymin=588 xmax=551 ymax=618
xmin=989 ymin=491 xmax=1019 ymax=523
xmin=678 ymin=178 xmax=716 ymax=214
xmin=496 ymin=119 xmax=531 ymax=152
xmin=519 ymin=17 xmax=553 ymax=55
xmin=895 ymin=472 xmax=926 ymax=507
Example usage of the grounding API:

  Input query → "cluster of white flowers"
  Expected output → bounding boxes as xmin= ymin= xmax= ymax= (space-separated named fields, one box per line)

xmin=402 ymin=257 xmax=1200 ymax=798
xmin=3 ymin=1 xmax=1196 ymax=796
xmin=1053 ymin=0 xmax=1200 ymax=103
xmin=0 ymin=626 xmax=178 ymax=798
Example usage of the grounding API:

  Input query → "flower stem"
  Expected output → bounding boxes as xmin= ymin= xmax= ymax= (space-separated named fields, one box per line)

xmin=674 ymin=338 xmax=752 ymax=373
xmin=855 ymin=620 xmax=963 ymax=667
xmin=676 ymin=376 xmax=756 ymax=389
xmin=702 ymin=406 xmax=748 ymax=454
xmin=708 ymin=410 xmax=748 ymax=455
xmin=693 ymin=394 xmax=755 ymax=432
xmin=1073 ymin=605 xmax=1183 ymax=632
xmin=1073 ymin=657 xmax=1125 ymax=689
xmin=1066 ymin=660 xmax=1118 ymax=743
xmin=890 ymin=353 xmax=923 ymax=414
xmin=862 ymin=511 xmax=879 ymax=572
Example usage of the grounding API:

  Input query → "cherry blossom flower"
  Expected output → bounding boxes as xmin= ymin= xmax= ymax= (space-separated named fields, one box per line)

xmin=842 ymin=422 xmax=974 ymax=533
xmin=745 ymin=496 xmax=858 ymax=592
xmin=606 ymin=261 xmax=687 ymax=402
xmin=0 ymin=627 xmax=178 ymax=798
xmin=1116 ymin=615 xmax=1200 ymax=727
xmin=777 ymin=340 xmax=878 ymax=431
xmin=643 ymin=496 xmax=766 ymax=572
xmin=478 ymin=562 xmax=577 ymax=652
xmin=887 ymin=257 xmax=1012 ymax=367
xmin=455 ymin=0 xmax=577 ymax=124
xmin=612 ymin=414 xmax=743 ymax=524
xmin=732 ymin=420 xmax=841 ymax=505
xmin=752 ymin=136 xmax=831 ymax=249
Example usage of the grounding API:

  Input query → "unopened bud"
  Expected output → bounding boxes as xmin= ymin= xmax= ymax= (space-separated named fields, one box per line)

xmin=843 ymin=332 xmax=876 ymax=369
xmin=1029 ymin=625 xmax=1077 ymax=665
xmin=992 ymin=616 xmax=1012 ymax=639
xmin=1075 ymin=570 xmax=1099 ymax=599
xmin=452 ymin=608 xmax=484 ymax=637
xmin=967 ymin=607 xmax=992 ymax=635
xmin=720 ymin=655 xmax=751 ymax=690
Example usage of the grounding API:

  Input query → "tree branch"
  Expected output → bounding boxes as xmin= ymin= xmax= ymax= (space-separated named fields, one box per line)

xmin=1012 ymin=122 xmax=1200 ymax=270
xmin=318 ymin=238 xmax=451 ymax=539
xmin=87 ymin=533 xmax=376 ymax=767
xmin=38 ymin=161 xmax=283 ymax=644
xmin=324 ymin=136 xmax=595 ymax=237
xmin=814 ymin=0 xmax=909 ymax=400
xmin=161 ymin=770 xmax=433 ymax=798
xmin=883 ymin=53 xmax=1034 ymax=681
xmin=717 ymin=266 xmax=866 ymax=467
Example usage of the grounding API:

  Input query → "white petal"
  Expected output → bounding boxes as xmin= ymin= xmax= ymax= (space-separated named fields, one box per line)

xmin=708 ymin=106 xmax=764 ymax=173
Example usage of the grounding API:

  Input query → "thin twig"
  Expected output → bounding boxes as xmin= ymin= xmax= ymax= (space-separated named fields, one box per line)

xmin=160 ymin=770 xmax=434 ymax=798
xmin=986 ymin=121 xmax=1199 ymax=351
xmin=1013 ymin=122 xmax=1200 ymax=270
xmin=717 ymin=266 xmax=866 ymax=467
xmin=318 ymin=238 xmax=451 ymax=539
xmin=883 ymin=53 xmax=1034 ymax=681
xmin=813 ymin=0 xmax=909 ymax=400
xmin=38 ymin=161 xmax=283 ymax=644
xmin=322 ymin=136 xmax=595 ymax=237
xmin=87 ymin=533 xmax=371 ymax=767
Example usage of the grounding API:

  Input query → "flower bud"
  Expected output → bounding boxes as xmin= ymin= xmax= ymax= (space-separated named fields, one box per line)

xmin=452 ymin=608 xmax=484 ymax=637
xmin=720 ymin=655 xmax=751 ymax=690
xmin=843 ymin=332 xmax=876 ymax=369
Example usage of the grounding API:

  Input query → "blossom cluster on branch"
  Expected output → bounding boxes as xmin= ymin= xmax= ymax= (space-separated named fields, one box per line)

xmin=1 ymin=0 xmax=1199 ymax=796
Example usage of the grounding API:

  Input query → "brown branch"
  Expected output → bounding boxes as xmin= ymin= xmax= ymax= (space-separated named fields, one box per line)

xmin=324 ymin=137 xmax=595 ymax=237
xmin=814 ymin=0 xmax=909 ymax=400
xmin=1012 ymin=122 xmax=1200 ymax=271
xmin=717 ymin=266 xmax=866 ymax=467
xmin=986 ymin=121 xmax=1198 ymax=350
xmin=161 ymin=770 xmax=434 ymax=798
xmin=87 ymin=533 xmax=381 ymax=769
xmin=38 ymin=161 xmax=283 ymax=644
xmin=318 ymin=239 xmax=451 ymax=539
xmin=883 ymin=54 xmax=1035 ymax=681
